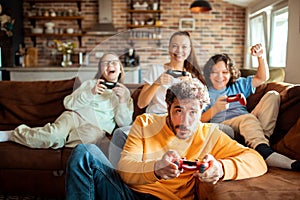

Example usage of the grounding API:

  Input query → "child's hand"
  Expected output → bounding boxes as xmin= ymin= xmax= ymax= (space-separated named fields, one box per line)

xmin=250 ymin=43 xmax=264 ymax=57
xmin=212 ymin=96 xmax=229 ymax=113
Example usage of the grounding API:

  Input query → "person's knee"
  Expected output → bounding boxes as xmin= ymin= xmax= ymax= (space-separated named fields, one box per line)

xmin=218 ymin=124 xmax=234 ymax=139
xmin=71 ymin=144 xmax=98 ymax=158
xmin=265 ymin=90 xmax=280 ymax=103
xmin=111 ymin=128 xmax=128 ymax=146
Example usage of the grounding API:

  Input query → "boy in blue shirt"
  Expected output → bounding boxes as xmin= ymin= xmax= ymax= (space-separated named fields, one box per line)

xmin=202 ymin=44 xmax=300 ymax=171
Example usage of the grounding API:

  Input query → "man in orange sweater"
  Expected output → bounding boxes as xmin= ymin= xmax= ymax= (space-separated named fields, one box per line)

xmin=66 ymin=81 xmax=267 ymax=200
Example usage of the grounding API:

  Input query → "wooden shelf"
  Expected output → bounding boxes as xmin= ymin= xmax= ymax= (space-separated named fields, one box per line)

xmin=128 ymin=10 xmax=162 ymax=13
xmin=24 ymin=0 xmax=84 ymax=47
xmin=127 ymin=24 xmax=163 ymax=28
xmin=26 ymin=33 xmax=84 ymax=47
xmin=26 ymin=33 xmax=84 ymax=37
xmin=25 ymin=0 xmax=82 ymax=2
xmin=27 ymin=16 xmax=84 ymax=20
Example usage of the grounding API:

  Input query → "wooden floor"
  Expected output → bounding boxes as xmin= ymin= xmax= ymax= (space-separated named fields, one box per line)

xmin=0 ymin=195 xmax=61 ymax=200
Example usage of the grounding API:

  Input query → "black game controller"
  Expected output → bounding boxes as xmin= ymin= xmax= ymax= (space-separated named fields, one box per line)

xmin=101 ymin=81 xmax=117 ymax=89
xmin=174 ymin=158 xmax=209 ymax=173
xmin=166 ymin=69 xmax=190 ymax=78
xmin=226 ymin=93 xmax=247 ymax=106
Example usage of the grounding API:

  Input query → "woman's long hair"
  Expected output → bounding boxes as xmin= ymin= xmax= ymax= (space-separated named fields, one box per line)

xmin=169 ymin=31 xmax=206 ymax=85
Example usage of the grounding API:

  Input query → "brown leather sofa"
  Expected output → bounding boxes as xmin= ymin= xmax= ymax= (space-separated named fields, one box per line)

xmin=0 ymin=77 xmax=299 ymax=199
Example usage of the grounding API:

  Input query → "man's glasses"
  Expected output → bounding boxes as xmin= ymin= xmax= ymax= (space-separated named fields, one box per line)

xmin=101 ymin=60 xmax=119 ymax=66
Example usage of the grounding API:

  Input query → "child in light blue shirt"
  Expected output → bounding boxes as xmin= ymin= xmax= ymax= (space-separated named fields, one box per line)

xmin=202 ymin=44 xmax=300 ymax=171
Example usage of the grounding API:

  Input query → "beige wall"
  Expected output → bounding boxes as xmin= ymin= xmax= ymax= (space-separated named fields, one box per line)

xmin=285 ymin=0 xmax=300 ymax=83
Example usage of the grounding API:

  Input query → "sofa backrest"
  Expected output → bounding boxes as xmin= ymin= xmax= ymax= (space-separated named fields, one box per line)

xmin=0 ymin=77 xmax=81 ymax=130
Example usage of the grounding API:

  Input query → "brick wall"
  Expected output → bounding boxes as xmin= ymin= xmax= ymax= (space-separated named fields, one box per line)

xmin=23 ymin=0 xmax=245 ymax=70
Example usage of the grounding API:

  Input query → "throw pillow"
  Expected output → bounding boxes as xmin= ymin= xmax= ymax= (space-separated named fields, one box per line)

xmin=273 ymin=117 xmax=300 ymax=160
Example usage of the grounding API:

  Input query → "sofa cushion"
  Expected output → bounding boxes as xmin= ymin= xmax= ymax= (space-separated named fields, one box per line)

xmin=273 ymin=117 xmax=300 ymax=160
xmin=131 ymin=84 xmax=146 ymax=120
xmin=0 ymin=77 xmax=80 ymax=130
xmin=197 ymin=167 xmax=300 ymax=200
xmin=240 ymin=68 xmax=285 ymax=82
xmin=0 ymin=142 xmax=62 ymax=169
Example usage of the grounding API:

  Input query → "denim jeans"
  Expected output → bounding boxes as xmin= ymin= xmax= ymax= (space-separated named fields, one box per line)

xmin=66 ymin=144 xmax=159 ymax=200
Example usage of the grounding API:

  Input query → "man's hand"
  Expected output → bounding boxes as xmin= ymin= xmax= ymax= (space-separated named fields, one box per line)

xmin=193 ymin=154 xmax=224 ymax=184
xmin=154 ymin=150 xmax=181 ymax=180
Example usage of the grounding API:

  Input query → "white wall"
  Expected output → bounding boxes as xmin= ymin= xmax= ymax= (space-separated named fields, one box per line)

xmin=285 ymin=0 xmax=300 ymax=83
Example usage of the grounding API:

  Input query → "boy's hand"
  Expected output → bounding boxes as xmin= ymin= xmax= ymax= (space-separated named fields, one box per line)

xmin=250 ymin=43 xmax=263 ymax=57
xmin=212 ymin=96 xmax=229 ymax=113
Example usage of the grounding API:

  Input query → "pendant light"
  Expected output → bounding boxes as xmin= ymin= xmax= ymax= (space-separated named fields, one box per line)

xmin=190 ymin=0 xmax=212 ymax=13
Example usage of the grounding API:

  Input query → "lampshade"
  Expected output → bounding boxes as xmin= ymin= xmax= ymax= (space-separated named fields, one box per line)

xmin=190 ymin=0 xmax=212 ymax=13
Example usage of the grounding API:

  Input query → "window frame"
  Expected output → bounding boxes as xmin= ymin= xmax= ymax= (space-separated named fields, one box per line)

xmin=269 ymin=5 xmax=289 ymax=68
xmin=249 ymin=12 xmax=268 ymax=68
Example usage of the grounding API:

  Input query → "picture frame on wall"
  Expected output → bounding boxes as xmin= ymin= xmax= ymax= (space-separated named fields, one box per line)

xmin=179 ymin=18 xmax=195 ymax=31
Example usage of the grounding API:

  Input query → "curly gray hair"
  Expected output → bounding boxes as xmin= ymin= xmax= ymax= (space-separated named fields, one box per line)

xmin=165 ymin=80 xmax=210 ymax=109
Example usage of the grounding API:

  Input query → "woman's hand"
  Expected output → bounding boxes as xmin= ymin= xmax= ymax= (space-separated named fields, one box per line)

xmin=113 ymin=83 xmax=130 ymax=103
xmin=154 ymin=73 xmax=174 ymax=85
xmin=91 ymin=79 xmax=106 ymax=95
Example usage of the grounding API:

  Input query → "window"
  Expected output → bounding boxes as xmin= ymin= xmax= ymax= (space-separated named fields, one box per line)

xmin=269 ymin=7 xmax=288 ymax=67
xmin=248 ymin=2 xmax=288 ymax=68
xmin=250 ymin=13 xmax=267 ymax=68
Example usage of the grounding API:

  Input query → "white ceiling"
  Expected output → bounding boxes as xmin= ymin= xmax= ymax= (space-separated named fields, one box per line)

xmin=222 ymin=0 xmax=257 ymax=7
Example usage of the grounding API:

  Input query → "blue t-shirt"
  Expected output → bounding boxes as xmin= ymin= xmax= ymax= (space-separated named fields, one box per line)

xmin=204 ymin=76 xmax=256 ymax=123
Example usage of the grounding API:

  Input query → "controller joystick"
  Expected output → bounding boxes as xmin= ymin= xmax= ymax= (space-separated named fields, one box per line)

xmin=166 ymin=70 xmax=189 ymax=78
xmin=101 ymin=81 xmax=117 ymax=89
xmin=175 ymin=158 xmax=209 ymax=173
xmin=226 ymin=93 xmax=247 ymax=106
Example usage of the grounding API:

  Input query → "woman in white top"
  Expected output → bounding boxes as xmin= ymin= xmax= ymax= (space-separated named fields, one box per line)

xmin=109 ymin=31 xmax=233 ymax=167
xmin=139 ymin=31 xmax=205 ymax=114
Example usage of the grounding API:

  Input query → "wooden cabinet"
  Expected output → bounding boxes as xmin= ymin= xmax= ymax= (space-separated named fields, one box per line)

xmin=24 ymin=0 xmax=84 ymax=46
xmin=127 ymin=1 xmax=162 ymax=45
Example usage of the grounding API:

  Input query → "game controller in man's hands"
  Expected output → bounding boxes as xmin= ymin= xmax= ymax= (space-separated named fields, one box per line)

xmin=174 ymin=158 xmax=209 ymax=173
xmin=101 ymin=81 xmax=117 ymax=89
xmin=226 ymin=93 xmax=247 ymax=106
xmin=166 ymin=69 xmax=190 ymax=78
